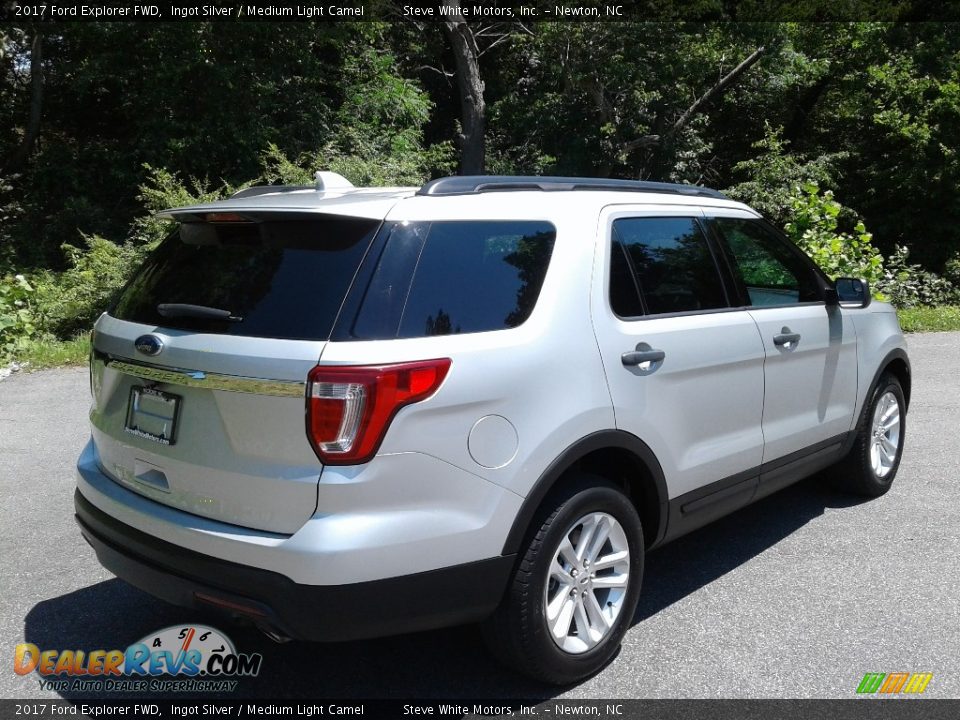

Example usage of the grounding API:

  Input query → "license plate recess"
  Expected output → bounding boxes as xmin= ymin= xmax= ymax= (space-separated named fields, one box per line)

xmin=124 ymin=386 xmax=181 ymax=446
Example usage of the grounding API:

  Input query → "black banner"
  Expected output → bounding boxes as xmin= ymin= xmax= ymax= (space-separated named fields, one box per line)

xmin=2 ymin=0 xmax=960 ymax=23
xmin=2 ymin=699 xmax=960 ymax=720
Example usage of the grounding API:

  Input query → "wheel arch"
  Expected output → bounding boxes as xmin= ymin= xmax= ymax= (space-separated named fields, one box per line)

xmin=879 ymin=348 xmax=911 ymax=411
xmin=501 ymin=430 xmax=669 ymax=556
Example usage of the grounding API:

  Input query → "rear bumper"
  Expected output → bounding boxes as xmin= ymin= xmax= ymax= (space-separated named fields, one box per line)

xmin=75 ymin=489 xmax=514 ymax=642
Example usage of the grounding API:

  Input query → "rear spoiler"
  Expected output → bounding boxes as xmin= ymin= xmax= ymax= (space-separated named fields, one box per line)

xmin=158 ymin=187 xmax=415 ymax=224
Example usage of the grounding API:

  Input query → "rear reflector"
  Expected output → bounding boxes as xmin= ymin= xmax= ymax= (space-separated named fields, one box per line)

xmin=194 ymin=592 xmax=266 ymax=618
xmin=306 ymin=359 xmax=451 ymax=465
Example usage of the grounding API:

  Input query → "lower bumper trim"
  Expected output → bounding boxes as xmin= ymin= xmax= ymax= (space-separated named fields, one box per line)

xmin=75 ymin=489 xmax=514 ymax=642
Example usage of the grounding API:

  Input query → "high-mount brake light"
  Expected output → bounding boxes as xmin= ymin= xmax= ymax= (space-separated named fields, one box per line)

xmin=306 ymin=359 xmax=451 ymax=465
xmin=204 ymin=212 xmax=250 ymax=223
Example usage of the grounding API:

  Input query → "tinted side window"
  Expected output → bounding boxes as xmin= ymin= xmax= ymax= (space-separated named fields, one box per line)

xmin=609 ymin=237 xmax=644 ymax=317
xmin=612 ymin=217 xmax=727 ymax=315
xmin=712 ymin=218 xmax=820 ymax=306
xmin=351 ymin=221 xmax=556 ymax=339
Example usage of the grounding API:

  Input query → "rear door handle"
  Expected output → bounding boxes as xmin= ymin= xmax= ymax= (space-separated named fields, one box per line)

xmin=773 ymin=330 xmax=801 ymax=347
xmin=621 ymin=349 xmax=666 ymax=367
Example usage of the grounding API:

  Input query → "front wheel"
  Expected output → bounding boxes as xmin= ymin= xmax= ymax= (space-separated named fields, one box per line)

xmin=835 ymin=372 xmax=906 ymax=497
xmin=482 ymin=477 xmax=644 ymax=684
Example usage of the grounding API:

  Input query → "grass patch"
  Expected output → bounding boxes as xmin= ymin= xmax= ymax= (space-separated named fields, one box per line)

xmin=897 ymin=305 xmax=960 ymax=333
xmin=10 ymin=334 xmax=89 ymax=371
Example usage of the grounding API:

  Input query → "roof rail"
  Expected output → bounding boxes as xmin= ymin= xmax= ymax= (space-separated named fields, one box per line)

xmin=230 ymin=185 xmax=313 ymax=199
xmin=417 ymin=175 xmax=727 ymax=199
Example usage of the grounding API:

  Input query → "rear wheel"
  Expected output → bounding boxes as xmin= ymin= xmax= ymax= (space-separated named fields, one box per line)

xmin=482 ymin=477 xmax=643 ymax=684
xmin=835 ymin=372 xmax=906 ymax=497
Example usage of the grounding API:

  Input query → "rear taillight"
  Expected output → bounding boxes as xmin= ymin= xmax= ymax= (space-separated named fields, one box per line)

xmin=88 ymin=329 xmax=95 ymax=398
xmin=306 ymin=359 xmax=451 ymax=465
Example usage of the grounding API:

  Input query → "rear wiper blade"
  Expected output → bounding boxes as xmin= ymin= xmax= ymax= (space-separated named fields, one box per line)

xmin=157 ymin=303 xmax=243 ymax=322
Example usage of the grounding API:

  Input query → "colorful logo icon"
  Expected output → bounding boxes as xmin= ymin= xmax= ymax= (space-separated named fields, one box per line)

xmin=856 ymin=672 xmax=933 ymax=695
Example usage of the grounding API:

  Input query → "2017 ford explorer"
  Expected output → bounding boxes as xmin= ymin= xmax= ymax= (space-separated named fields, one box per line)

xmin=75 ymin=174 xmax=910 ymax=683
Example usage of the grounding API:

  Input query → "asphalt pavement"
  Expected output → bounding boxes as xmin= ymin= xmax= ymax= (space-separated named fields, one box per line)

xmin=1 ymin=332 xmax=958 ymax=701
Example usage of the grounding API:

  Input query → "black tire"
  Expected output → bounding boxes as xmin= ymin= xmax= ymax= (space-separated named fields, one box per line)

xmin=834 ymin=372 xmax=906 ymax=497
xmin=482 ymin=475 xmax=644 ymax=685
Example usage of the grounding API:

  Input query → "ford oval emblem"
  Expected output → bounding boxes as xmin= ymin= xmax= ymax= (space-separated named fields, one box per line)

xmin=134 ymin=334 xmax=164 ymax=357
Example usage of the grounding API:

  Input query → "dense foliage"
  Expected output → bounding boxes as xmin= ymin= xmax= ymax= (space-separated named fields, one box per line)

xmin=0 ymin=273 xmax=35 ymax=359
xmin=2 ymin=21 xmax=959 ymax=359
xmin=785 ymin=183 xmax=885 ymax=290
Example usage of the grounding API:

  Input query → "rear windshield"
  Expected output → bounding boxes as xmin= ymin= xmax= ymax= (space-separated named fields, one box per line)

xmin=346 ymin=220 xmax=556 ymax=339
xmin=112 ymin=216 xmax=379 ymax=340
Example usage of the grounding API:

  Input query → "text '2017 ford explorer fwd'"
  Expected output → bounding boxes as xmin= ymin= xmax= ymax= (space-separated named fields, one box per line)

xmin=76 ymin=174 xmax=910 ymax=683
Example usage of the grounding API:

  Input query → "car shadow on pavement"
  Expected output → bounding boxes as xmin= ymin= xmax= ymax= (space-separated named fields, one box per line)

xmin=23 ymin=582 xmax=550 ymax=700
xmin=634 ymin=474 xmax=868 ymax=624
xmin=22 ymin=475 xmax=869 ymax=701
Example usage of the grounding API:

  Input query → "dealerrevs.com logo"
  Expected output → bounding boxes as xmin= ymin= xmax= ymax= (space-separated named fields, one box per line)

xmin=14 ymin=625 xmax=262 ymax=693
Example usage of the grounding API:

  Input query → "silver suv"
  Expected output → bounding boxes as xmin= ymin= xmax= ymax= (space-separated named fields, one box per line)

xmin=76 ymin=174 xmax=910 ymax=683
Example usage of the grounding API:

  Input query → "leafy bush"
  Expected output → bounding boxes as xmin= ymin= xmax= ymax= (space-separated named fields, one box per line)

xmin=0 ymin=173 xmax=22 ymax=272
xmin=0 ymin=273 xmax=35 ymax=361
xmin=944 ymin=253 xmax=960 ymax=288
xmin=784 ymin=182 xmax=886 ymax=290
xmin=725 ymin=126 xmax=845 ymax=226
xmin=730 ymin=137 xmax=960 ymax=308
xmin=876 ymin=245 xmax=960 ymax=308
xmin=727 ymin=128 xmax=960 ymax=308
xmin=132 ymin=164 xmax=232 ymax=248
xmin=257 ymin=127 xmax=453 ymax=190
xmin=29 ymin=166 xmax=235 ymax=340
xmin=19 ymin=130 xmax=447 ymax=350
xmin=727 ymin=131 xmax=888 ymax=293
xmin=31 ymin=236 xmax=147 ymax=338
xmin=3 ymin=25 xmax=452 ymax=359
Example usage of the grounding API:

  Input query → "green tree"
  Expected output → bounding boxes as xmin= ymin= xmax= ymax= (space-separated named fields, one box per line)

xmin=487 ymin=23 xmax=774 ymax=180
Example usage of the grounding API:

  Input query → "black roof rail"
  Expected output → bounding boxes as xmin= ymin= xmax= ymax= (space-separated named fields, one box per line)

xmin=231 ymin=185 xmax=313 ymax=199
xmin=417 ymin=175 xmax=728 ymax=199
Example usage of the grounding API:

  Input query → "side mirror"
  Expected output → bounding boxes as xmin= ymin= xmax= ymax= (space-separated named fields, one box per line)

xmin=834 ymin=277 xmax=871 ymax=308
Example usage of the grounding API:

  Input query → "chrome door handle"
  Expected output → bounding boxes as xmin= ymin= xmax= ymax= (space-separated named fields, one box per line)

xmin=621 ymin=349 xmax=666 ymax=367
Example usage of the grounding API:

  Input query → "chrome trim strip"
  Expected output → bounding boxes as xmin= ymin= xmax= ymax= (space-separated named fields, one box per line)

xmin=104 ymin=359 xmax=305 ymax=398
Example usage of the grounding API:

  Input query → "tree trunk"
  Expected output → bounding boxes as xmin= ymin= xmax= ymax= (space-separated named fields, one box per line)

xmin=442 ymin=2 xmax=486 ymax=175
xmin=5 ymin=32 xmax=44 ymax=174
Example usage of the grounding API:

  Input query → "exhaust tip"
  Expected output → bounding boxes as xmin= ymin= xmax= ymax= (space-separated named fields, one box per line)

xmin=257 ymin=625 xmax=293 ymax=644
xmin=194 ymin=590 xmax=293 ymax=643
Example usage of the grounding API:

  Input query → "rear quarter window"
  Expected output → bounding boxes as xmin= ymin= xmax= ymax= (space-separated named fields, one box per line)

xmin=347 ymin=220 xmax=556 ymax=339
